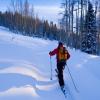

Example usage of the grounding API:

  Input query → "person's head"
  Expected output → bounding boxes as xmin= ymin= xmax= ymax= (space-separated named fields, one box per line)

xmin=58 ymin=42 xmax=63 ymax=48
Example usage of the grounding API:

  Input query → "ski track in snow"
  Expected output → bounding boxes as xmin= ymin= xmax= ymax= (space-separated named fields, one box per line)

xmin=0 ymin=26 xmax=67 ymax=100
xmin=0 ymin=26 xmax=100 ymax=100
xmin=0 ymin=60 xmax=65 ymax=100
xmin=0 ymin=26 xmax=65 ymax=100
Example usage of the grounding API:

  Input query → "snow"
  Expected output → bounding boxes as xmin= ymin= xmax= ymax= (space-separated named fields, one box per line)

xmin=0 ymin=26 xmax=100 ymax=100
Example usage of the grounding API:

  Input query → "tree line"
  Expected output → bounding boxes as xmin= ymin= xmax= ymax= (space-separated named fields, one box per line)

xmin=0 ymin=0 xmax=100 ymax=55
xmin=60 ymin=0 xmax=100 ymax=55
xmin=0 ymin=0 xmax=66 ymax=41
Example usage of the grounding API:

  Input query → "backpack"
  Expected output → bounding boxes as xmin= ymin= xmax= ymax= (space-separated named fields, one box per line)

xmin=58 ymin=47 xmax=70 ymax=62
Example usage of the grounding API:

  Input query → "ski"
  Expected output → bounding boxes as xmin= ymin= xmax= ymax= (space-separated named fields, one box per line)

xmin=60 ymin=85 xmax=68 ymax=98
xmin=55 ymin=69 xmax=74 ymax=100
xmin=55 ymin=69 xmax=58 ymax=77
xmin=55 ymin=69 xmax=58 ymax=74
xmin=55 ymin=69 xmax=68 ymax=98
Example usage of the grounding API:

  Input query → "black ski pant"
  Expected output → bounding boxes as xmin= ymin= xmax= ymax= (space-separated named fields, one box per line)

xmin=57 ymin=61 xmax=66 ymax=87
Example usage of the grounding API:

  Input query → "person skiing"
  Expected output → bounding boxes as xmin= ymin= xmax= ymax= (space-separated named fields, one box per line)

xmin=49 ymin=42 xmax=70 ymax=88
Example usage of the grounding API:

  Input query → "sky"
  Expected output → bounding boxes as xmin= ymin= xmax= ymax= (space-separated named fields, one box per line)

xmin=0 ymin=0 xmax=62 ymax=24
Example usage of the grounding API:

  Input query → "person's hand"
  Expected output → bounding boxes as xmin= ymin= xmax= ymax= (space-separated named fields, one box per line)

xmin=49 ymin=51 xmax=52 ymax=56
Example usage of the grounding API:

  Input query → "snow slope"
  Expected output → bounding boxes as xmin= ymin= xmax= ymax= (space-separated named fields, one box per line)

xmin=0 ymin=26 xmax=100 ymax=100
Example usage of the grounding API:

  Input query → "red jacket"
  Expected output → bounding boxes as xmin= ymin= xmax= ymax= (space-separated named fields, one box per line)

xmin=49 ymin=47 xmax=70 ymax=63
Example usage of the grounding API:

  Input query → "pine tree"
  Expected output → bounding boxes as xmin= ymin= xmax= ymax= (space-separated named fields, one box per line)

xmin=82 ymin=1 xmax=97 ymax=54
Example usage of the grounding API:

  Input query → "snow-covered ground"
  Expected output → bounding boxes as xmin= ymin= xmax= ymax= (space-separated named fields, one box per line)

xmin=0 ymin=26 xmax=100 ymax=100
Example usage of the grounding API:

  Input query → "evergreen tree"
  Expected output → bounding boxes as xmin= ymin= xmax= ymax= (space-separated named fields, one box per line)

xmin=82 ymin=1 xmax=97 ymax=54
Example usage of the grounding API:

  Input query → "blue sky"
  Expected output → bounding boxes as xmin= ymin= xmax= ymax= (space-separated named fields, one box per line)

xmin=0 ymin=0 xmax=61 ymax=6
xmin=29 ymin=0 xmax=61 ymax=6
xmin=0 ymin=0 xmax=62 ymax=24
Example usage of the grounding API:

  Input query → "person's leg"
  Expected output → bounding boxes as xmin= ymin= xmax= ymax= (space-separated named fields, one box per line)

xmin=57 ymin=63 xmax=64 ymax=87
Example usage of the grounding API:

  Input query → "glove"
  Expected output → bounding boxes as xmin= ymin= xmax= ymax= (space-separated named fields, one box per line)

xmin=49 ymin=51 xmax=52 ymax=56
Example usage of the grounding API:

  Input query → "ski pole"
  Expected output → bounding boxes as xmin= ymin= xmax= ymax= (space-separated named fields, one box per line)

xmin=66 ymin=63 xmax=79 ymax=93
xmin=50 ymin=56 xmax=52 ymax=80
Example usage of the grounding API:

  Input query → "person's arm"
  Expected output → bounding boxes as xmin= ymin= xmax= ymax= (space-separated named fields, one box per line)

xmin=49 ymin=48 xmax=58 ymax=56
xmin=67 ymin=51 xmax=70 ymax=60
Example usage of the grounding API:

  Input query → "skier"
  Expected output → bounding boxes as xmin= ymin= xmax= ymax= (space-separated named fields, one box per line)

xmin=49 ymin=42 xmax=70 ymax=88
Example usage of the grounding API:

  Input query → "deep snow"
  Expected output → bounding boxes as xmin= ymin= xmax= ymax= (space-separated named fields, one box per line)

xmin=0 ymin=26 xmax=100 ymax=100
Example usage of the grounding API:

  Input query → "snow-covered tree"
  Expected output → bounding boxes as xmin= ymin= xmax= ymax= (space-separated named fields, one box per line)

xmin=82 ymin=1 xmax=97 ymax=54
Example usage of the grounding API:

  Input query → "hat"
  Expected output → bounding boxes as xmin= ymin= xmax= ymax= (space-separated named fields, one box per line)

xmin=58 ymin=42 xmax=63 ymax=46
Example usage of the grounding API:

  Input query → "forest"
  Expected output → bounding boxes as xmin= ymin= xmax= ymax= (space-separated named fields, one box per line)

xmin=0 ymin=0 xmax=100 ymax=55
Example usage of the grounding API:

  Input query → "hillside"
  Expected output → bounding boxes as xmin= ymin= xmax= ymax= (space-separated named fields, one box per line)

xmin=0 ymin=26 xmax=100 ymax=100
